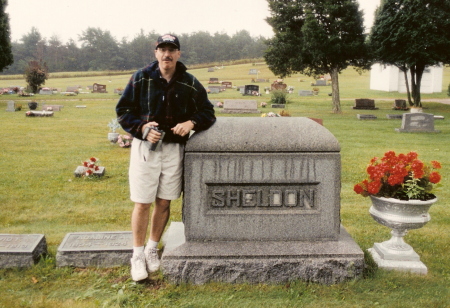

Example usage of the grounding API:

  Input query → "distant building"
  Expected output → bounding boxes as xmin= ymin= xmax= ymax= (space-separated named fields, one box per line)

xmin=370 ymin=63 xmax=443 ymax=93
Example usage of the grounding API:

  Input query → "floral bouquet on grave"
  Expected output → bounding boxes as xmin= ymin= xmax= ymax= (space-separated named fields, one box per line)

xmin=82 ymin=157 xmax=101 ymax=177
xmin=117 ymin=134 xmax=133 ymax=148
xmin=216 ymin=102 xmax=223 ymax=108
xmin=353 ymin=151 xmax=442 ymax=201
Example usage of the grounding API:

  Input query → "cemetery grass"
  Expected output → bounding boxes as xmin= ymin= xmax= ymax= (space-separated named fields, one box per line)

xmin=0 ymin=65 xmax=450 ymax=307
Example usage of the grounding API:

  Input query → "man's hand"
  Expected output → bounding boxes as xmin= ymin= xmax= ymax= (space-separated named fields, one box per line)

xmin=171 ymin=120 xmax=195 ymax=137
xmin=142 ymin=122 xmax=162 ymax=143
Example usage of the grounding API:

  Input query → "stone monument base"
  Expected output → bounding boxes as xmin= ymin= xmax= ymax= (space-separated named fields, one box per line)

xmin=161 ymin=223 xmax=364 ymax=285
xmin=368 ymin=248 xmax=427 ymax=275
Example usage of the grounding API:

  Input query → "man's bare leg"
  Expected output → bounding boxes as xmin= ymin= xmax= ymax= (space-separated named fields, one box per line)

xmin=149 ymin=197 xmax=171 ymax=242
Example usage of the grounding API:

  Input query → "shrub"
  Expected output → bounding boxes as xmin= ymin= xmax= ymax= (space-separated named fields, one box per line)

xmin=270 ymin=90 xmax=289 ymax=105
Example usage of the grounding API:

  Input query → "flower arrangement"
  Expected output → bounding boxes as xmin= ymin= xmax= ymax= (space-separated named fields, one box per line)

xmin=354 ymin=151 xmax=442 ymax=201
xmin=260 ymin=102 xmax=267 ymax=108
xmin=108 ymin=118 xmax=121 ymax=133
xmin=117 ymin=134 xmax=133 ymax=148
xmin=216 ymin=101 xmax=223 ymax=108
xmin=261 ymin=112 xmax=280 ymax=117
xmin=82 ymin=157 xmax=101 ymax=177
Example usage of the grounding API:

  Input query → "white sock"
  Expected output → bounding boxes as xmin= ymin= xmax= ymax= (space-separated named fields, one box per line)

xmin=133 ymin=246 xmax=144 ymax=257
xmin=146 ymin=240 xmax=158 ymax=250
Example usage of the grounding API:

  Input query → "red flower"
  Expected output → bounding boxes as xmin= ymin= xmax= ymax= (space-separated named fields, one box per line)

xmin=354 ymin=184 xmax=365 ymax=194
xmin=431 ymin=161 xmax=442 ymax=169
xmin=367 ymin=181 xmax=381 ymax=195
xmin=85 ymin=169 xmax=93 ymax=175
xmin=429 ymin=172 xmax=441 ymax=184
xmin=90 ymin=157 xmax=97 ymax=162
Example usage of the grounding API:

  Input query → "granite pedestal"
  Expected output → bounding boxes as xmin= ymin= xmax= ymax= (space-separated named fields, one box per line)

xmin=161 ymin=117 xmax=364 ymax=284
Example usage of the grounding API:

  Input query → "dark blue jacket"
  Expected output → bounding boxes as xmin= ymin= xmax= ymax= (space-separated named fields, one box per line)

xmin=116 ymin=61 xmax=216 ymax=143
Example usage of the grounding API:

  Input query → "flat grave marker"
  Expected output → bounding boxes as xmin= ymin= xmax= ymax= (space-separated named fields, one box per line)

xmin=222 ymin=99 xmax=260 ymax=114
xmin=0 ymin=234 xmax=47 ymax=268
xmin=56 ymin=231 xmax=133 ymax=267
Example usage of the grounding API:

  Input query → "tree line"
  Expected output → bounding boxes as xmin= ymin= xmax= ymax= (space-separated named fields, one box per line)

xmin=1 ymin=27 xmax=268 ymax=75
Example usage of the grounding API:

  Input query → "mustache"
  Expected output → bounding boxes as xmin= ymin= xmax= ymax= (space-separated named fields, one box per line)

xmin=162 ymin=57 xmax=173 ymax=61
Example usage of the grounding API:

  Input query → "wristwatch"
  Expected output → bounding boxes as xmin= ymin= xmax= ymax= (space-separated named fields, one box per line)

xmin=191 ymin=120 xmax=197 ymax=126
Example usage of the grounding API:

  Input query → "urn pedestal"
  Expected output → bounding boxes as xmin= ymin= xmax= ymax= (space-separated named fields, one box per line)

xmin=368 ymin=195 xmax=436 ymax=274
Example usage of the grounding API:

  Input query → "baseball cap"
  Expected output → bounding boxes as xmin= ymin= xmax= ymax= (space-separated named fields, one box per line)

xmin=155 ymin=34 xmax=180 ymax=50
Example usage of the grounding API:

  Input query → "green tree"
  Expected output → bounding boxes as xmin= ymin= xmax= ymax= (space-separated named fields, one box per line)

xmin=264 ymin=0 xmax=368 ymax=113
xmin=24 ymin=60 xmax=49 ymax=93
xmin=0 ymin=0 xmax=13 ymax=72
xmin=369 ymin=0 xmax=450 ymax=107
xmin=79 ymin=27 xmax=120 ymax=70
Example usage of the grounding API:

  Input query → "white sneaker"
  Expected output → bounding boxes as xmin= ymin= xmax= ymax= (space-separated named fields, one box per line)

xmin=130 ymin=254 xmax=148 ymax=281
xmin=144 ymin=247 xmax=160 ymax=273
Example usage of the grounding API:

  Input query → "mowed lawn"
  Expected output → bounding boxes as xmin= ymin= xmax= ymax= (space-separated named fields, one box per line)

xmin=0 ymin=63 xmax=449 ymax=307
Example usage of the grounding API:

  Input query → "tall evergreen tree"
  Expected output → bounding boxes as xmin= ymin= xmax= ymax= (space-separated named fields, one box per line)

xmin=264 ymin=0 xmax=368 ymax=113
xmin=369 ymin=0 xmax=450 ymax=107
xmin=0 ymin=0 xmax=13 ymax=72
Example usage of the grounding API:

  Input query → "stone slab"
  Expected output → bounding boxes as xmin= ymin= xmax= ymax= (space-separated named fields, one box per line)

xmin=368 ymin=248 xmax=427 ymax=275
xmin=161 ymin=222 xmax=186 ymax=253
xmin=74 ymin=166 xmax=105 ymax=177
xmin=357 ymin=114 xmax=377 ymax=120
xmin=56 ymin=231 xmax=132 ymax=267
xmin=271 ymin=104 xmax=286 ymax=108
xmin=42 ymin=104 xmax=63 ymax=111
xmin=386 ymin=114 xmax=403 ymax=119
xmin=0 ymin=234 xmax=47 ymax=268
xmin=161 ymin=224 xmax=364 ymax=285
xmin=222 ymin=99 xmax=260 ymax=114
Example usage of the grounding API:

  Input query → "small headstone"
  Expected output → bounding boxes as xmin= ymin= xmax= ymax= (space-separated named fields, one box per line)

xmin=42 ymin=104 xmax=63 ymax=111
xmin=298 ymin=90 xmax=313 ymax=96
xmin=313 ymin=80 xmax=327 ymax=86
xmin=92 ymin=83 xmax=107 ymax=93
xmin=353 ymin=99 xmax=378 ymax=110
xmin=39 ymin=89 xmax=53 ymax=95
xmin=0 ymin=234 xmax=47 ymax=268
xmin=396 ymin=113 xmax=440 ymax=133
xmin=386 ymin=114 xmax=403 ymax=119
xmin=74 ymin=166 xmax=106 ymax=177
xmin=243 ymin=85 xmax=259 ymax=96
xmin=221 ymin=81 xmax=232 ymax=88
xmin=208 ymin=78 xmax=219 ymax=84
xmin=76 ymin=105 xmax=87 ymax=108
xmin=357 ymin=114 xmax=377 ymax=120
xmin=56 ymin=231 xmax=132 ymax=267
xmin=248 ymin=69 xmax=258 ymax=75
xmin=6 ymin=101 xmax=15 ymax=112
xmin=393 ymin=99 xmax=407 ymax=110
xmin=207 ymin=67 xmax=215 ymax=72
xmin=208 ymin=87 xmax=220 ymax=94
xmin=222 ymin=99 xmax=260 ymax=114
xmin=434 ymin=115 xmax=444 ymax=120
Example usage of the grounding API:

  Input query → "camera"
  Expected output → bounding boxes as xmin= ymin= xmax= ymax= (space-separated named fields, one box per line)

xmin=143 ymin=126 xmax=165 ymax=151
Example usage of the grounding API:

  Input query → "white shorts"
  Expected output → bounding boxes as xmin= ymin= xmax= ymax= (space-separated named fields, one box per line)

xmin=129 ymin=138 xmax=184 ymax=204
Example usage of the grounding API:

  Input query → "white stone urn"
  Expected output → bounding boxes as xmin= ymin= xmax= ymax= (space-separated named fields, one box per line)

xmin=368 ymin=195 xmax=437 ymax=274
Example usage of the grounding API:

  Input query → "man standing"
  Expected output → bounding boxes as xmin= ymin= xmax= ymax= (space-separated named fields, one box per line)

xmin=116 ymin=34 xmax=216 ymax=281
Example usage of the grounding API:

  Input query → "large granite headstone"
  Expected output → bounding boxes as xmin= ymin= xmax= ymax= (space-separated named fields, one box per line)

xmin=0 ymin=234 xmax=47 ymax=268
xmin=161 ymin=117 xmax=364 ymax=285
xmin=56 ymin=231 xmax=132 ymax=267
xmin=395 ymin=113 xmax=440 ymax=133
xmin=222 ymin=100 xmax=260 ymax=114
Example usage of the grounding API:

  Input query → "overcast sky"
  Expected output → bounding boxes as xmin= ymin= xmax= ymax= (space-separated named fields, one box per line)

xmin=6 ymin=0 xmax=380 ymax=43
